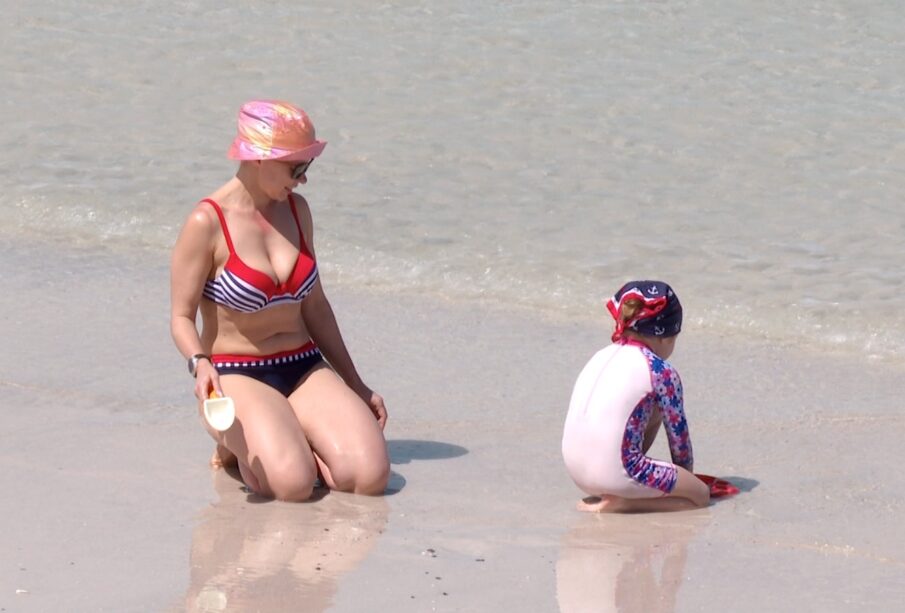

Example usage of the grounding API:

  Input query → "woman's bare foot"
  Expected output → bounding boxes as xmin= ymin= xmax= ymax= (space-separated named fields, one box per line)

xmin=209 ymin=444 xmax=238 ymax=470
xmin=576 ymin=495 xmax=624 ymax=513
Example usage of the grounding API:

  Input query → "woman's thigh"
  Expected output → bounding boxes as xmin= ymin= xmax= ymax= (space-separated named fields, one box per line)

xmin=288 ymin=365 xmax=389 ymax=491
xmin=211 ymin=374 xmax=318 ymax=498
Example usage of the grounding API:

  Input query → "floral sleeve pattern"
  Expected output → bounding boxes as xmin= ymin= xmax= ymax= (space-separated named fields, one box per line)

xmin=649 ymin=351 xmax=693 ymax=471
xmin=619 ymin=346 xmax=694 ymax=494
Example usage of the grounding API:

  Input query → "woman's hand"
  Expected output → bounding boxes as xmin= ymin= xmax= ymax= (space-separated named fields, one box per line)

xmin=354 ymin=382 xmax=388 ymax=430
xmin=193 ymin=360 xmax=222 ymax=401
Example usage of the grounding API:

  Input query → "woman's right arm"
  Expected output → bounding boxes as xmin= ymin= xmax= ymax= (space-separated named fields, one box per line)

xmin=170 ymin=206 xmax=220 ymax=399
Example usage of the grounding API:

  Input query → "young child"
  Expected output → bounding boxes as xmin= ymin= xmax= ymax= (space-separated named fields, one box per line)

xmin=562 ymin=280 xmax=710 ymax=512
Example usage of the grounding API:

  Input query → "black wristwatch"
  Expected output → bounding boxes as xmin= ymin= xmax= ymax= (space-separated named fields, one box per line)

xmin=188 ymin=354 xmax=211 ymax=377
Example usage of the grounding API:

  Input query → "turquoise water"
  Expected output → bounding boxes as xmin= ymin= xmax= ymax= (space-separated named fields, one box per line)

xmin=2 ymin=1 xmax=903 ymax=360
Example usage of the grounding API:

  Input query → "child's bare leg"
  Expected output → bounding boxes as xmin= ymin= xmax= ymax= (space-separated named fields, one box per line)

xmin=577 ymin=469 xmax=710 ymax=514
xmin=576 ymin=495 xmax=626 ymax=513
xmin=672 ymin=467 xmax=710 ymax=507
xmin=578 ymin=494 xmax=699 ymax=513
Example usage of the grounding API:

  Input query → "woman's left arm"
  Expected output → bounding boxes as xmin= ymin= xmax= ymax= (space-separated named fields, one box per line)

xmin=303 ymin=282 xmax=387 ymax=428
xmin=295 ymin=195 xmax=387 ymax=429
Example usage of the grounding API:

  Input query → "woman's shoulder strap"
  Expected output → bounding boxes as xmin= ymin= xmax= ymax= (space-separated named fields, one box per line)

xmin=199 ymin=198 xmax=235 ymax=253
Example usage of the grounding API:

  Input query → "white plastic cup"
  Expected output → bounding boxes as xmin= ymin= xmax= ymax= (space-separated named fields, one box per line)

xmin=203 ymin=393 xmax=236 ymax=431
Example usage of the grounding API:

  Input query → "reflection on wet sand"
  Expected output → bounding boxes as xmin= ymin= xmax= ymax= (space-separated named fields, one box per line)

xmin=556 ymin=511 xmax=710 ymax=613
xmin=181 ymin=468 xmax=389 ymax=612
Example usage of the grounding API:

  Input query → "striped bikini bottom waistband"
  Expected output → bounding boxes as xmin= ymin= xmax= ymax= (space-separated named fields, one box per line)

xmin=211 ymin=341 xmax=320 ymax=368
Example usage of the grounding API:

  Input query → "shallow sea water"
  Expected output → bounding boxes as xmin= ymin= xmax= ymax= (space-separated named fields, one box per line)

xmin=2 ymin=1 xmax=903 ymax=360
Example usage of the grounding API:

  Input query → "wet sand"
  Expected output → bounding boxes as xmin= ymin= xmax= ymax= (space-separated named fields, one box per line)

xmin=1 ymin=237 xmax=904 ymax=612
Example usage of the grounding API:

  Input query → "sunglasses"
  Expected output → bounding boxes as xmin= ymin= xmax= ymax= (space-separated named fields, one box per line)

xmin=290 ymin=159 xmax=314 ymax=180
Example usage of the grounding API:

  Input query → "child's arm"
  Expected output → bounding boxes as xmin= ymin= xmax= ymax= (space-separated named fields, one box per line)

xmin=654 ymin=362 xmax=694 ymax=472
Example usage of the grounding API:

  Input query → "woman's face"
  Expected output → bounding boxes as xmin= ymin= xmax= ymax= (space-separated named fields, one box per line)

xmin=258 ymin=159 xmax=310 ymax=200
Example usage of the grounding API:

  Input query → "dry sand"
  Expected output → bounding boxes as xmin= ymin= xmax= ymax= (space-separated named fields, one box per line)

xmin=1 ymin=237 xmax=904 ymax=612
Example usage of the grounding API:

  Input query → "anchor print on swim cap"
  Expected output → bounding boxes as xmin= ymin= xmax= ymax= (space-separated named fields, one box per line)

xmin=605 ymin=280 xmax=683 ymax=342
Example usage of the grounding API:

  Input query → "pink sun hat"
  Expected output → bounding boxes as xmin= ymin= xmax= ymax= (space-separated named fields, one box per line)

xmin=227 ymin=100 xmax=327 ymax=162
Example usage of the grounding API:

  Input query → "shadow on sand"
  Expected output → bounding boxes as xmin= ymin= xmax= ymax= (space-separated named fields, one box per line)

xmin=386 ymin=438 xmax=469 ymax=464
xmin=724 ymin=475 xmax=759 ymax=493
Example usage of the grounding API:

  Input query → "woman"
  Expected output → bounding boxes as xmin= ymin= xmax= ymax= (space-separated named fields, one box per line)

xmin=561 ymin=280 xmax=709 ymax=512
xmin=170 ymin=100 xmax=390 ymax=501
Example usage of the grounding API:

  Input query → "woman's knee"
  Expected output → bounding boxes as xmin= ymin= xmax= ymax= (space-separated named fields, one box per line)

xmin=270 ymin=478 xmax=315 ymax=502
xmin=331 ymin=456 xmax=390 ymax=496
xmin=357 ymin=459 xmax=391 ymax=495
xmin=254 ymin=454 xmax=317 ymax=502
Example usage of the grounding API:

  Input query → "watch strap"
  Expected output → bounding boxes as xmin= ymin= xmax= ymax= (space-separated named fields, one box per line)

xmin=189 ymin=353 xmax=212 ymax=377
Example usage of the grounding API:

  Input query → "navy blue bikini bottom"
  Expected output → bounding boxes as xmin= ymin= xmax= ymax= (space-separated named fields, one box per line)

xmin=212 ymin=343 xmax=323 ymax=397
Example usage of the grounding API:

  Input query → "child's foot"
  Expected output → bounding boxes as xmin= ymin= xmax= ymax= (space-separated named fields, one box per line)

xmin=209 ymin=444 xmax=238 ymax=470
xmin=576 ymin=495 xmax=623 ymax=513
